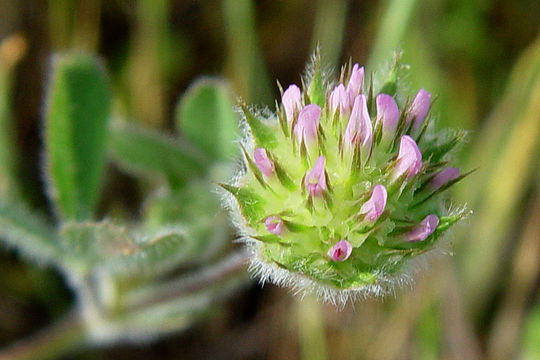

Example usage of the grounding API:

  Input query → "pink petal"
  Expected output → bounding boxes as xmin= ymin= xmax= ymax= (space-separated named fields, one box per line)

xmin=406 ymin=215 xmax=439 ymax=242
xmin=430 ymin=167 xmax=460 ymax=190
xmin=359 ymin=184 xmax=387 ymax=222
xmin=376 ymin=94 xmax=399 ymax=137
xmin=282 ymin=85 xmax=302 ymax=124
xmin=344 ymin=95 xmax=373 ymax=149
xmin=394 ymin=135 xmax=423 ymax=179
xmin=265 ymin=216 xmax=285 ymax=236
xmin=407 ymin=89 xmax=431 ymax=130
xmin=305 ymin=156 xmax=327 ymax=197
xmin=346 ymin=64 xmax=364 ymax=101
xmin=253 ymin=148 xmax=274 ymax=177
xmin=328 ymin=239 xmax=352 ymax=261
xmin=294 ymin=104 xmax=321 ymax=144
xmin=329 ymin=84 xmax=350 ymax=115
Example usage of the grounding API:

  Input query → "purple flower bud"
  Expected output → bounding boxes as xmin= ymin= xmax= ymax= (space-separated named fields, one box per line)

xmin=394 ymin=135 xmax=423 ymax=179
xmin=253 ymin=148 xmax=275 ymax=177
xmin=282 ymin=85 xmax=302 ymax=124
xmin=407 ymin=88 xmax=431 ymax=130
xmin=329 ymin=84 xmax=351 ymax=115
xmin=265 ymin=216 xmax=285 ymax=236
xmin=376 ymin=94 xmax=399 ymax=137
xmin=406 ymin=214 xmax=439 ymax=242
xmin=430 ymin=167 xmax=460 ymax=190
xmin=344 ymin=95 xmax=373 ymax=149
xmin=328 ymin=239 xmax=352 ymax=261
xmin=294 ymin=104 xmax=321 ymax=144
xmin=305 ymin=156 xmax=327 ymax=197
xmin=359 ymin=184 xmax=387 ymax=222
xmin=346 ymin=64 xmax=364 ymax=101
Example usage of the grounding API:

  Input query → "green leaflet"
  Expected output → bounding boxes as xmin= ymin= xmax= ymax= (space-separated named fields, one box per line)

xmin=59 ymin=221 xmax=137 ymax=274
xmin=108 ymin=122 xmax=207 ymax=186
xmin=0 ymin=200 xmax=59 ymax=265
xmin=175 ymin=79 xmax=239 ymax=162
xmin=104 ymin=230 xmax=192 ymax=280
xmin=143 ymin=181 xmax=229 ymax=262
xmin=44 ymin=53 xmax=111 ymax=220
xmin=59 ymin=221 xmax=198 ymax=281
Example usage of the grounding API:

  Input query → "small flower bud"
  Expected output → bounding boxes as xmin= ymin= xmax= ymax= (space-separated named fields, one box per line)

xmin=376 ymin=94 xmax=399 ymax=137
xmin=430 ymin=167 xmax=459 ymax=190
xmin=394 ymin=135 xmax=422 ymax=179
xmin=407 ymin=88 xmax=431 ymax=130
xmin=282 ymin=85 xmax=302 ymax=124
xmin=305 ymin=156 xmax=327 ymax=197
xmin=406 ymin=214 xmax=439 ymax=242
xmin=265 ymin=216 xmax=285 ymax=235
xmin=329 ymin=84 xmax=350 ymax=116
xmin=253 ymin=148 xmax=275 ymax=177
xmin=347 ymin=64 xmax=364 ymax=101
xmin=294 ymin=104 xmax=321 ymax=144
xmin=344 ymin=95 xmax=372 ymax=149
xmin=328 ymin=239 xmax=353 ymax=261
xmin=359 ymin=184 xmax=387 ymax=222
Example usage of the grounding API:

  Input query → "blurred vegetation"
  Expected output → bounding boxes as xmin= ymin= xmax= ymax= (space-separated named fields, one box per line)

xmin=0 ymin=0 xmax=538 ymax=359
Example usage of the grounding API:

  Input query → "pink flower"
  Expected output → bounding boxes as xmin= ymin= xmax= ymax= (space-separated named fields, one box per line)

xmin=265 ymin=216 xmax=285 ymax=236
xmin=253 ymin=148 xmax=274 ymax=177
xmin=294 ymin=104 xmax=321 ymax=144
xmin=328 ymin=239 xmax=353 ymax=261
xmin=344 ymin=95 xmax=372 ymax=149
xmin=407 ymin=89 xmax=431 ymax=130
xmin=406 ymin=215 xmax=439 ymax=242
xmin=282 ymin=85 xmax=302 ymax=124
xmin=346 ymin=64 xmax=364 ymax=101
xmin=376 ymin=94 xmax=399 ymax=137
xmin=359 ymin=185 xmax=387 ymax=222
xmin=305 ymin=156 xmax=327 ymax=197
xmin=430 ymin=167 xmax=459 ymax=190
xmin=329 ymin=84 xmax=351 ymax=115
xmin=394 ymin=135 xmax=422 ymax=179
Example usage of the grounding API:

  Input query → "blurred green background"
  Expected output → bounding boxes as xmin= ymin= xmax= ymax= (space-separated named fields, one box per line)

xmin=0 ymin=0 xmax=539 ymax=359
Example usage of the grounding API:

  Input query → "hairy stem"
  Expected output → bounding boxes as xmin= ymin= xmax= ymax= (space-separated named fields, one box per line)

xmin=0 ymin=309 xmax=86 ymax=360
xmin=123 ymin=250 xmax=250 ymax=310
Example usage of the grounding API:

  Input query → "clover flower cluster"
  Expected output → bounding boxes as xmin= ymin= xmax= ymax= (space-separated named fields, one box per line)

xmin=221 ymin=57 xmax=468 ymax=304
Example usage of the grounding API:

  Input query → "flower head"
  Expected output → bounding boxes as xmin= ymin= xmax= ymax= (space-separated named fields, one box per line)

xmin=265 ymin=216 xmax=285 ymax=235
xmin=282 ymin=85 xmax=302 ymax=124
xmin=305 ymin=156 xmax=327 ymax=197
xmin=253 ymin=148 xmax=274 ymax=177
xmin=344 ymin=95 xmax=373 ymax=149
xmin=408 ymin=88 xmax=431 ymax=130
xmin=328 ymin=240 xmax=353 ymax=261
xmin=329 ymin=84 xmax=351 ymax=116
xmin=223 ymin=54 xmax=469 ymax=304
xmin=430 ymin=167 xmax=460 ymax=190
xmin=394 ymin=135 xmax=422 ymax=179
xmin=359 ymin=185 xmax=387 ymax=222
xmin=376 ymin=94 xmax=399 ymax=137
xmin=347 ymin=64 xmax=364 ymax=101
xmin=406 ymin=215 xmax=439 ymax=242
xmin=294 ymin=104 xmax=321 ymax=144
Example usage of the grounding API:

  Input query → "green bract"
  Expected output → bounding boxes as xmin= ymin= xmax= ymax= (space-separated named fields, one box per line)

xmin=222 ymin=55 xmax=470 ymax=304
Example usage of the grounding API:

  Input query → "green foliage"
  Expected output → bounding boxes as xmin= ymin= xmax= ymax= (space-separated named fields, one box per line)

xmin=108 ymin=122 xmax=208 ymax=186
xmin=0 ymin=200 xmax=59 ymax=265
xmin=44 ymin=53 xmax=111 ymax=220
xmin=175 ymin=79 xmax=239 ymax=162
